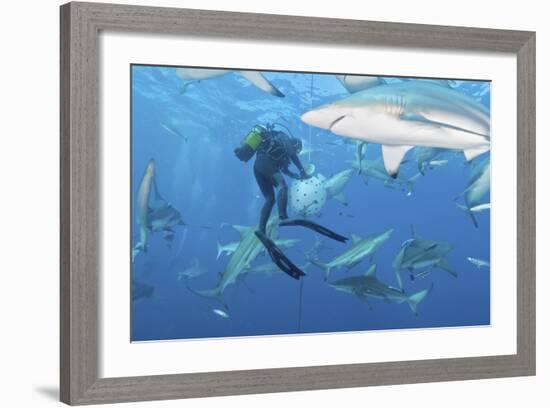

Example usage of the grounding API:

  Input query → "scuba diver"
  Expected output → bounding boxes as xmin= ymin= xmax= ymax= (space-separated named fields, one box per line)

xmin=234 ymin=123 xmax=349 ymax=280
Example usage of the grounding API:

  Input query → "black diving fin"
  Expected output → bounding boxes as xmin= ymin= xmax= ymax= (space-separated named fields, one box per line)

xmin=254 ymin=230 xmax=306 ymax=280
xmin=279 ymin=219 xmax=348 ymax=243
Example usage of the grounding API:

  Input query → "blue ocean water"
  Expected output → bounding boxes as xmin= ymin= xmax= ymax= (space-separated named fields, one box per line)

xmin=131 ymin=66 xmax=490 ymax=342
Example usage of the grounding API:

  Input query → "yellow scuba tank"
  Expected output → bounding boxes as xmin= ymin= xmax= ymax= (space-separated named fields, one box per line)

xmin=234 ymin=125 xmax=268 ymax=162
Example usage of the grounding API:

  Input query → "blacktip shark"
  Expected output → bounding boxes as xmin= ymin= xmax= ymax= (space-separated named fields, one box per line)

xmin=188 ymin=216 xmax=280 ymax=301
xmin=175 ymin=68 xmax=285 ymax=97
xmin=301 ymin=82 xmax=490 ymax=176
xmin=456 ymin=154 xmax=490 ymax=228
xmin=393 ymin=227 xmax=457 ymax=289
xmin=311 ymin=229 xmax=393 ymax=280
xmin=132 ymin=160 xmax=185 ymax=262
xmin=329 ymin=264 xmax=433 ymax=314
xmin=322 ymin=168 xmax=355 ymax=205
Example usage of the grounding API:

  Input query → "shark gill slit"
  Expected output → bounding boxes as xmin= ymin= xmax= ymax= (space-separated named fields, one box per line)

xmin=328 ymin=115 xmax=347 ymax=131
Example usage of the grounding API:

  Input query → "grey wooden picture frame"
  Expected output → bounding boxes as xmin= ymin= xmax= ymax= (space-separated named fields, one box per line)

xmin=60 ymin=1 xmax=536 ymax=405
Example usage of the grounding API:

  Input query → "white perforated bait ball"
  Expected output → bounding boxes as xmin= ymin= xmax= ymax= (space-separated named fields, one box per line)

xmin=290 ymin=174 xmax=327 ymax=217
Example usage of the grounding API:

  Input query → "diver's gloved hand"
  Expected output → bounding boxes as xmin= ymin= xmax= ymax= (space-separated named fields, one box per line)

xmin=300 ymin=169 xmax=312 ymax=180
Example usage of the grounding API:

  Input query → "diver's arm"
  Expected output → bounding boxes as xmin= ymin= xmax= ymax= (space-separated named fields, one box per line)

xmin=290 ymin=154 xmax=311 ymax=179
xmin=282 ymin=167 xmax=301 ymax=180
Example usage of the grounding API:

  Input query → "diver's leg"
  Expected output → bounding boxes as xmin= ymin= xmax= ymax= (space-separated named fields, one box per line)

xmin=273 ymin=173 xmax=289 ymax=220
xmin=254 ymin=168 xmax=276 ymax=234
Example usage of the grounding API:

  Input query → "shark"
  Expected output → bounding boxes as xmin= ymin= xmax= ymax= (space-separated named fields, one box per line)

xmin=301 ymin=81 xmax=490 ymax=176
xmin=175 ymin=68 xmax=284 ymax=97
xmin=334 ymin=76 xmax=455 ymax=94
xmin=322 ymin=168 xmax=355 ymax=205
xmin=393 ymin=227 xmax=457 ymax=289
xmin=456 ymin=154 xmax=490 ymax=227
xmin=132 ymin=160 xmax=185 ymax=262
xmin=189 ymin=217 xmax=279 ymax=301
xmin=310 ymin=229 xmax=393 ymax=279
xmin=329 ymin=264 xmax=433 ymax=314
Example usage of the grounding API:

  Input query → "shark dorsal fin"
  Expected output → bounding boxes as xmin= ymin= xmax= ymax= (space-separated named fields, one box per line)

xmin=365 ymin=264 xmax=377 ymax=277
xmin=351 ymin=234 xmax=362 ymax=244
xmin=192 ymin=257 xmax=199 ymax=267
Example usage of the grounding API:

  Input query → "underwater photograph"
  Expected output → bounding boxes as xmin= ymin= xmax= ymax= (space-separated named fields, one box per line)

xmin=131 ymin=65 xmax=491 ymax=342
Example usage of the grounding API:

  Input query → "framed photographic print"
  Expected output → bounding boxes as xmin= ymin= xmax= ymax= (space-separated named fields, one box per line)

xmin=60 ymin=1 xmax=536 ymax=405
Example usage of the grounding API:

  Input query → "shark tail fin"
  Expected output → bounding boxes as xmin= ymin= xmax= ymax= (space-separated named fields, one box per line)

xmin=407 ymin=283 xmax=433 ymax=315
xmin=456 ymin=203 xmax=479 ymax=228
xmin=309 ymin=259 xmax=331 ymax=280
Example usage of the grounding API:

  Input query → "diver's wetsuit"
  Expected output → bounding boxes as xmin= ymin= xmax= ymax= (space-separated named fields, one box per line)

xmin=254 ymin=131 xmax=306 ymax=234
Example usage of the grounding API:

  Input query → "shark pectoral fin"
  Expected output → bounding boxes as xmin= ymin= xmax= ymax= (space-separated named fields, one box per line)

xmin=437 ymin=259 xmax=458 ymax=277
xmin=356 ymin=293 xmax=373 ymax=310
xmin=464 ymin=146 xmax=489 ymax=162
xmin=238 ymin=71 xmax=285 ymax=97
xmin=381 ymin=144 xmax=414 ymax=177
xmin=332 ymin=192 xmax=348 ymax=205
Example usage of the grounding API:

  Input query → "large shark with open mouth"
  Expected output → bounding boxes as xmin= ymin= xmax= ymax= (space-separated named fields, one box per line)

xmin=301 ymin=82 xmax=490 ymax=176
xmin=176 ymin=68 xmax=284 ymax=97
